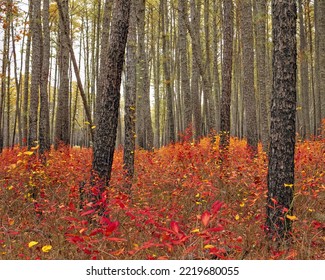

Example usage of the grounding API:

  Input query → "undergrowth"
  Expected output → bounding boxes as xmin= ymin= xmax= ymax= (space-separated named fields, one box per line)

xmin=0 ymin=135 xmax=324 ymax=260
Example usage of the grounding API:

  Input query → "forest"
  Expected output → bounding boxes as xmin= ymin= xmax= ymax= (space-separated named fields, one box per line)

xmin=0 ymin=0 xmax=324 ymax=260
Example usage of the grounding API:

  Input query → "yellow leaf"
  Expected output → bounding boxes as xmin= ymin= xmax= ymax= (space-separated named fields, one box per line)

xmin=191 ymin=228 xmax=200 ymax=233
xmin=28 ymin=241 xmax=39 ymax=248
xmin=8 ymin=218 xmax=14 ymax=226
xmin=24 ymin=151 xmax=34 ymax=156
xmin=195 ymin=193 xmax=200 ymax=198
xmin=204 ymin=244 xmax=215 ymax=249
xmin=235 ymin=214 xmax=240 ymax=221
xmin=8 ymin=185 xmax=13 ymax=190
xmin=91 ymin=125 xmax=96 ymax=129
xmin=42 ymin=245 xmax=52 ymax=252
xmin=31 ymin=145 xmax=39 ymax=150
xmin=240 ymin=202 xmax=245 ymax=207
xmin=286 ymin=215 xmax=298 ymax=221
xmin=196 ymin=202 xmax=202 ymax=205
xmin=84 ymin=121 xmax=90 ymax=125
xmin=308 ymin=208 xmax=315 ymax=212
xmin=284 ymin=183 xmax=294 ymax=188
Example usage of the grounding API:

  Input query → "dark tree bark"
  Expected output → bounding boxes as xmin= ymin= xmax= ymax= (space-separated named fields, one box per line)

xmin=219 ymin=0 xmax=233 ymax=152
xmin=93 ymin=0 xmax=131 ymax=184
xmin=55 ymin=0 xmax=70 ymax=148
xmin=266 ymin=0 xmax=297 ymax=243
xmin=39 ymin=0 xmax=51 ymax=154
xmin=28 ymin=0 xmax=42 ymax=149
xmin=123 ymin=0 xmax=137 ymax=188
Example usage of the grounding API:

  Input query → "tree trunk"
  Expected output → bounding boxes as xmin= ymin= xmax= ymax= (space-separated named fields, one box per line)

xmin=28 ymin=0 xmax=42 ymax=149
xmin=39 ymin=0 xmax=51 ymax=154
xmin=22 ymin=3 xmax=32 ymax=147
xmin=178 ymin=0 xmax=191 ymax=132
xmin=298 ymin=0 xmax=310 ymax=139
xmin=137 ymin=0 xmax=154 ymax=149
xmin=240 ymin=0 xmax=258 ymax=155
xmin=93 ymin=0 xmax=131 ymax=185
xmin=219 ymin=0 xmax=233 ymax=152
xmin=255 ymin=0 xmax=269 ymax=150
xmin=266 ymin=0 xmax=297 ymax=243
xmin=161 ymin=0 xmax=175 ymax=144
xmin=315 ymin=0 xmax=325 ymax=134
xmin=123 ymin=0 xmax=137 ymax=188
xmin=55 ymin=0 xmax=70 ymax=148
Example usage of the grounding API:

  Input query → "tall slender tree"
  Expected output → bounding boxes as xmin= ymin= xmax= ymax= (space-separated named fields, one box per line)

xmin=123 ymin=0 xmax=137 ymax=189
xmin=39 ymin=0 xmax=51 ymax=154
xmin=315 ymin=0 xmax=325 ymax=133
xmin=219 ymin=0 xmax=233 ymax=153
xmin=240 ymin=0 xmax=258 ymax=154
xmin=92 ymin=0 xmax=131 ymax=185
xmin=55 ymin=0 xmax=70 ymax=148
xmin=255 ymin=0 xmax=269 ymax=150
xmin=266 ymin=0 xmax=297 ymax=243
xmin=28 ymin=0 xmax=42 ymax=150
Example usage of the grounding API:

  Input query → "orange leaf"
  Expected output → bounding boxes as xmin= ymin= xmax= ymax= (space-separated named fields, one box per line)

xmin=201 ymin=211 xmax=211 ymax=227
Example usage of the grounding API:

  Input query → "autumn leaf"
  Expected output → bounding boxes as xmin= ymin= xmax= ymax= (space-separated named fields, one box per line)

xmin=170 ymin=221 xmax=179 ymax=234
xmin=42 ymin=245 xmax=52 ymax=252
xmin=201 ymin=211 xmax=211 ymax=227
xmin=24 ymin=151 xmax=34 ymax=156
xmin=211 ymin=200 xmax=223 ymax=214
xmin=286 ymin=215 xmax=298 ymax=221
xmin=28 ymin=241 xmax=38 ymax=248
xmin=204 ymin=244 xmax=214 ymax=249
xmin=235 ymin=214 xmax=240 ymax=221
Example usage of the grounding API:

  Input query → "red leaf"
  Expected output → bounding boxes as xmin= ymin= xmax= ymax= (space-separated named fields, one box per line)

xmin=211 ymin=201 xmax=223 ymax=215
xmin=170 ymin=221 xmax=179 ymax=234
xmin=207 ymin=226 xmax=224 ymax=232
xmin=201 ymin=211 xmax=211 ymax=227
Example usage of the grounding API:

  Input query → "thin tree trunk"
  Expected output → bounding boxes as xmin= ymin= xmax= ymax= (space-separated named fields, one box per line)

xmin=161 ymin=0 xmax=175 ymax=144
xmin=28 ymin=0 xmax=42 ymax=149
xmin=255 ymin=0 xmax=269 ymax=150
xmin=123 ymin=0 xmax=137 ymax=188
xmin=219 ymin=0 xmax=233 ymax=152
xmin=39 ymin=0 xmax=51 ymax=154
xmin=240 ymin=0 xmax=258 ymax=155
xmin=22 ymin=3 xmax=32 ymax=147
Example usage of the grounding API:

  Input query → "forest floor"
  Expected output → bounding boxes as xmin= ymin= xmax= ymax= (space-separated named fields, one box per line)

xmin=0 ymin=134 xmax=324 ymax=260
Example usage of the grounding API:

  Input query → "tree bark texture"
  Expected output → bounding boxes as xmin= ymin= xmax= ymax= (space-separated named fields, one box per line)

xmin=39 ymin=0 xmax=51 ymax=154
xmin=255 ymin=0 xmax=269 ymax=150
xmin=123 ymin=0 xmax=137 ymax=186
xmin=240 ymin=0 xmax=258 ymax=154
xmin=28 ymin=0 xmax=42 ymax=149
xmin=93 ymin=0 xmax=131 ymax=184
xmin=219 ymin=0 xmax=233 ymax=152
xmin=55 ymin=0 xmax=70 ymax=148
xmin=266 ymin=0 xmax=297 ymax=242
xmin=315 ymin=0 xmax=325 ymax=132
